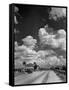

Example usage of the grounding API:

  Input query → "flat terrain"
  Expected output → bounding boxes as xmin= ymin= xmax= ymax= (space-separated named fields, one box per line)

xmin=15 ymin=70 xmax=63 ymax=85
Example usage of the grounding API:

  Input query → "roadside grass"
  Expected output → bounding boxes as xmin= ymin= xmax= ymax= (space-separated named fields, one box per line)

xmin=54 ymin=69 xmax=66 ymax=82
xmin=14 ymin=65 xmax=67 ymax=82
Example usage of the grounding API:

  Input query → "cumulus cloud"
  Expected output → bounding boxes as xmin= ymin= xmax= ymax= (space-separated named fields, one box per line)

xmin=14 ymin=42 xmax=38 ymax=67
xmin=14 ymin=16 xmax=18 ymax=24
xmin=15 ymin=44 xmax=37 ymax=57
xmin=38 ymin=27 xmax=66 ymax=51
xmin=56 ymin=29 xmax=66 ymax=38
xmin=15 ymin=43 xmax=59 ymax=68
xmin=15 ymin=41 xmax=66 ymax=68
xmin=14 ymin=6 xmax=19 ymax=13
xmin=38 ymin=27 xmax=66 ymax=67
xmin=15 ymin=41 xmax=18 ymax=47
xmin=14 ymin=40 xmax=57 ymax=68
xmin=45 ymin=55 xmax=60 ymax=66
xmin=58 ymin=55 xmax=66 ymax=65
xmin=14 ymin=36 xmax=37 ymax=67
xmin=14 ymin=27 xmax=66 ymax=69
xmin=37 ymin=50 xmax=56 ymax=58
xmin=49 ymin=7 xmax=66 ymax=20
xmin=44 ymin=55 xmax=66 ymax=67
xmin=14 ymin=6 xmax=19 ymax=24
xmin=22 ymin=36 xmax=37 ymax=49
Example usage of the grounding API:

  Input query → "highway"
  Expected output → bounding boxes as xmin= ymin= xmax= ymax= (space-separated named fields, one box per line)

xmin=15 ymin=70 xmax=63 ymax=85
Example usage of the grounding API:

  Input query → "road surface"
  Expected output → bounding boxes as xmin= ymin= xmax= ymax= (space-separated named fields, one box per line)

xmin=15 ymin=70 xmax=63 ymax=85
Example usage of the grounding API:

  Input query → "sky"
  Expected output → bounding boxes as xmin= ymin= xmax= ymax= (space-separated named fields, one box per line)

xmin=14 ymin=4 xmax=67 ymax=68
xmin=14 ymin=4 xmax=49 ymax=42
xmin=14 ymin=4 xmax=67 ymax=42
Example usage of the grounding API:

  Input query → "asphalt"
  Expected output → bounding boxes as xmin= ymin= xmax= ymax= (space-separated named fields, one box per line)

xmin=15 ymin=70 xmax=63 ymax=85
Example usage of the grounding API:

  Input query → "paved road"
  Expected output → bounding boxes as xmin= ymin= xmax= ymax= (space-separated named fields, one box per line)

xmin=15 ymin=70 xmax=63 ymax=85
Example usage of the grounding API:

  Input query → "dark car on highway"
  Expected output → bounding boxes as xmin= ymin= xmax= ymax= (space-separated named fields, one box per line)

xmin=14 ymin=62 xmax=40 ymax=74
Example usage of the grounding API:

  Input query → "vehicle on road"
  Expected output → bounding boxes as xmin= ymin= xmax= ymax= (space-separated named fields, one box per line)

xmin=14 ymin=62 xmax=40 ymax=74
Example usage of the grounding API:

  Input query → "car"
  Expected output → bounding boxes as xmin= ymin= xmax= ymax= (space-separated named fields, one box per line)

xmin=24 ymin=63 xmax=34 ymax=73
xmin=14 ymin=62 xmax=40 ymax=74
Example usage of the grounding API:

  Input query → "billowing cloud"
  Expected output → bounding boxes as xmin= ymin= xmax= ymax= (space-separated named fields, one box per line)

xmin=22 ymin=36 xmax=37 ymax=49
xmin=49 ymin=7 xmax=66 ymax=20
xmin=15 ymin=41 xmax=66 ymax=69
xmin=56 ymin=29 xmax=66 ymax=38
xmin=38 ymin=27 xmax=66 ymax=51
xmin=15 ymin=42 xmax=59 ymax=68
xmin=14 ymin=42 xmax=38 ymax=67
xmin=37 ymin=50 xmax=56 ymax=58
xmin=45 ymin=55 xmax=60 ymax=66
xmin=45 ymin=55 xmax=66 ymax=67
xmin=15 ymin=41 xmax=18 ymax=47
xmin=15 ymin=41 xmax=56 ymax=67
xmin=14 ymin=16 xmax=18 ymax=24
xmin=58 ymin=55 xmax=66 ymax=66
xmin=14 ymin=6 xmax=19 ymax=13
xmin=14 ymin=6 xmax=19 ymax=24
xmin=15 ymin=44 xmax=37 ymax=57
xmin=14 ymin=26 xmax=66 ymax=69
